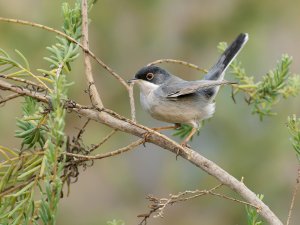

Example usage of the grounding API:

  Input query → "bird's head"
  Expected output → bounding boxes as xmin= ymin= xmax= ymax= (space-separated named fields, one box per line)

xmin=129 ymin=65 xmax=171 ymax=86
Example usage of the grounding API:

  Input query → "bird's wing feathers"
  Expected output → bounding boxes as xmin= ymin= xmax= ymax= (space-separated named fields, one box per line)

xmin=163 ymin=80 xmax=234 ymax=98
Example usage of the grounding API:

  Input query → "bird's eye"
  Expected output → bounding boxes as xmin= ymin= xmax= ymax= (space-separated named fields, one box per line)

xmin=146 ymin=73 xmax=154 ymax=80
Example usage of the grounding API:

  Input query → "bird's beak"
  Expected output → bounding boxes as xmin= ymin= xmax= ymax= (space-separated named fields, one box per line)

xmin=127 ymin=78 xmax=138 ymax=84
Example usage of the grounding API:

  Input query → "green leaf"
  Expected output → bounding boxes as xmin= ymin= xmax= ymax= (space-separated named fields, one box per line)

xmin=15 ymin=49 xmax=30 ymax=70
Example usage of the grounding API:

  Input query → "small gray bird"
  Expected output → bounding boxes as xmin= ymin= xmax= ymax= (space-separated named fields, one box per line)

xmin=130 ymin=33 xmax=248 ymax=146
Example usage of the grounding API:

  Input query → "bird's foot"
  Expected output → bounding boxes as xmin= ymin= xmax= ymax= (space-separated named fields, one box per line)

xmin=142 ymin=131 xmax=152 ymax=147
xmin=180 ymin=141 xmax=191 ymax=148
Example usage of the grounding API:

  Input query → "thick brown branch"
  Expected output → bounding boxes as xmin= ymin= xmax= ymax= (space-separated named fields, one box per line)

xmin=74 ymin=107 xmax=283 ymax=225
xmin=0 ymin=79 xmax=282 ymax=225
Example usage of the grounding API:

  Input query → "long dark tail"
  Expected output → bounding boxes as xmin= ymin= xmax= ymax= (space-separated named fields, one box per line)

xmin=205 ymin=33 xmax=248 ymax=81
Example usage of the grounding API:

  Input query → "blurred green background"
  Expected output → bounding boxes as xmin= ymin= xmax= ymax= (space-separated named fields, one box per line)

xmin=1 ymin=0 xmax=300 ymax=224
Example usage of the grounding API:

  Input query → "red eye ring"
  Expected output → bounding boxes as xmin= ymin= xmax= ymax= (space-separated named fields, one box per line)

xmin=146 ymin=73 xmax=154 ymax=80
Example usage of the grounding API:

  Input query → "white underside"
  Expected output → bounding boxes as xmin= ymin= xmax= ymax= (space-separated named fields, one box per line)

xmin=135 ymin=80 xmax=216 ymax=128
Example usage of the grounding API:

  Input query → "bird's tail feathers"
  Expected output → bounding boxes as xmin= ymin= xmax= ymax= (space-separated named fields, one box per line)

xmin=205 ymin=33 xmax=248 ymax=81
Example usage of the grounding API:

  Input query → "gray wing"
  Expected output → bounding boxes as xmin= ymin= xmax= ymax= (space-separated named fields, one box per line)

xmin=162 ymin=80 xmax=234 ymax=98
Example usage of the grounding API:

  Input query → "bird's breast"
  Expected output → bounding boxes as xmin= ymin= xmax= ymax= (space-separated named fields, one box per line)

xmin=140 ymin=91 xmax=215 ymax=127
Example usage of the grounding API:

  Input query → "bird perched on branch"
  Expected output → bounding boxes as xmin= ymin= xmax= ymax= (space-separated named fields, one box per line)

xmin=130 ymin=33 xmax=248 ymax=147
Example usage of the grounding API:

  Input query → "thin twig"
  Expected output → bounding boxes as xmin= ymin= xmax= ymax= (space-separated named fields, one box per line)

xmin=76 ymin=118 xmax=91 ymax=141
xmin=88 ymin=129 xmax=118 ymax=153
xmin=0 ymin=17 xmax=129 ymax=90
xmin=138 ymin=184 xmax=223 ymax=224
xmin=65 ymin=138 xmax=143 ymax=161
xmin=0 ymin=79 xmax=48 ymax=103
xmin=0 ymin=176 xmax=35 ymax=198
xmin=286 ymin=166 xmax=300 ymax=225
xmin=138 ymin=183 xmax=259 ymax=225
xmin=0 ymin=74 xmax=46 ymax=90
xmin=81 ymin=1 xmax=104 ymax=108
xmin=147 ymin=59 xmax=208 ymax=74
xmin=209 ymin=191 xmax=260 ymax=209
xmin=128 ymin=82 xmax=136 ymax=122
xmin=0 ymin=93 xmax=23 ymax=105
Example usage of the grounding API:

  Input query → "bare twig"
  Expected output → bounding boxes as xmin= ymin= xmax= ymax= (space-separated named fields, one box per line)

xmin=0 ymin=93 xmax=23 ymax=105
xmin=0 ymin=17 xmax=129 ymax=90
xmin=76 ymin=118 xmax=91 ymax=141
xmin=81 ymin=0 xmax=104 ymax=108
xmin=65 ymin=138 xmax=144 ymax=162
xmin=147 ymin=59 xmax=208 ymax=74
xmin=0 ymin=74 xmax=46 ymax=91
xmin=0 ymin=79 xmax=48 ymax=103
xmin=88 ymin=129 xmax=118 ymax=152
xmin=139 ymin=183 xmax=259 ymax=223
xmin=209 ymin=191 xmax=260 ymax=209
xmin=128 ymin=82 xmax=136 ymax=121
xmin=286 ymin=166 xmax=300 ymax=225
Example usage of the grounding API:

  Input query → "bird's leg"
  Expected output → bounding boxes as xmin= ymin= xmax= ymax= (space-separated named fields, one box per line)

xmin=151 ymin=123 xmax=181 ymax=131
xmin=143 ymin=124 xmax=181 ymax=147
xmin=180 ymin=127 xmax=198 ymax=147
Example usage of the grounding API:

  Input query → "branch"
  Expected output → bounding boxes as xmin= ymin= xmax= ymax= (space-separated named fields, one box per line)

xmin=0 ymin=79 xmax=48 ymax=103
xmin=138 ymin=183 xmax=260 ymax=224
xmin=0 ymin=77 xmax=283 ymax=225
xmin=81 ymin=0 xmax=103 ymax=108
xmin=0 ymin=93 xmax=22 ymax=105
xmin=65 ymin=138 xmax=144 ymax=162
xmin=147 ymin=58 xmax=208 ymax=73
xmin=73 ymin=107 xmax=283 ymax=225
xmin=88 ymin=129 xmax=118 ymax=152
xmin=286 ymin=166 xmax=300 ymax=225
xmin=0 ymin=17 xmax=129 ymax=90
xmin=0 ymin=74 xmax=46 ymax=91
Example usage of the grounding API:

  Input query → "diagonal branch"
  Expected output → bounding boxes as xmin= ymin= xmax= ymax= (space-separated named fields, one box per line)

xmin=66 ymin=138 xmax=144 ymax=162
xmin=0 ymin=17 xmax=129 ymax=90
xmin=0 ymin=78 xmax=283 ymax=225
xmin=0 ymin=93 xmax=23 ymax=105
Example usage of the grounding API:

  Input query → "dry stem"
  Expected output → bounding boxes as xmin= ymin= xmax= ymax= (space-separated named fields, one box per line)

xmin=65 ymin=138 xmax=144 ymax=162
xmin=286 ymin=166 xmax=300 ymax=225
xmin=81 ymin=0 xmax=103 ymax=108
xmin=147 ymin=58 xmax=208 ymax=73
xmin=0 ymin=17 xmax=129 ymax=90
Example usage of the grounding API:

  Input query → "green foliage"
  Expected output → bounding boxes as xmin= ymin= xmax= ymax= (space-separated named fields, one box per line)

xmin=245 ymin=194 xmax=264 ymax=225
xmin=0 ymin=146 xmax=44 ymax=225
xmin=172 ymin=42 xmax=300 ymax=140
xmin=0 ymin=1 xmax=85 ymax=225
xmin=43 ymin=2 xmax=81 ymax=73
xmin=287 ymin=115 xmax=300 ymax=160
xmin=0 ymin=48 xmax=51 ymax=89
xmin=15 ymin=97 xmax=47 ymax=149
xmin=218 ymin=42 xmax=300 ymax=121
xmin=173 ymin=123 xmax=202 ymax=139
xmin=37 ymin=1 xmax=84 ymax=224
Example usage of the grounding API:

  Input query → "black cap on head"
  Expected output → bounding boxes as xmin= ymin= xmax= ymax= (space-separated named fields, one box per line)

xmin=134 ymin=65 xmax=171 ymax=85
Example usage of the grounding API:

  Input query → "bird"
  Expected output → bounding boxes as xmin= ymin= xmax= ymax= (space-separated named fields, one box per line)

xmin=129 ymin=33 xmax=248 ymax=147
